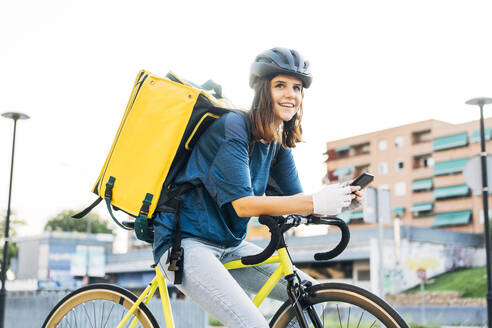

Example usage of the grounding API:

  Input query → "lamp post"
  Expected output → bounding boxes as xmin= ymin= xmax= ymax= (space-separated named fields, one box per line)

xmin=0 ymin=112 xmax=30 ymax=328
xmin=465 ymin=97 xmax=492 ymax=328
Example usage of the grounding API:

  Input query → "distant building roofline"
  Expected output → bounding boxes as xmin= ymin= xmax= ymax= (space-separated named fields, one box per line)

xmin=12 ymin=231 xmax=113 ymax=243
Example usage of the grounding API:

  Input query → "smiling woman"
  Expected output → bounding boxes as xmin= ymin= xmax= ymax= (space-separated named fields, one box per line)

xmin=153 ymin=47 xmax=362 ymax=328
xmin=270 ymin=75 xmax=303 ymax=125
xmin=247 ymin=75 xmax=304 ymax=148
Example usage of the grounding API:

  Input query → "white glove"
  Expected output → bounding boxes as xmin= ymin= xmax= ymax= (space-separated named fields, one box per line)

xmin=343 ymin=189 xmax=364 ymax=211
xmin=312 ymin=183 xmax=353 ymax=216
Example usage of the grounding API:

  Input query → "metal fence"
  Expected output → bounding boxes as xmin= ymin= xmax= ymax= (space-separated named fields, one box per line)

xmin=6 ymin=291 xmax=486 ymax=327
xmin=6 ymin=292 xmax=207 ymax=328
xmin=396 ymin=305 xmax=486 ymax=326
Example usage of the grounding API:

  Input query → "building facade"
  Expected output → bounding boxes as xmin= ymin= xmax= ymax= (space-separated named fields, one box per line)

xmin=12 ymin=231 xmax=113 ymax=290
xmin=324 ymin=117 xmax=492 ymax=233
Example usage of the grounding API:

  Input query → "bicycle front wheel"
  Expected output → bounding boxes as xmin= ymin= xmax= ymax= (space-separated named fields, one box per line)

xmin=42 ymin=283 xmax=159 ymax=328
xmin=270 ymin=282 xmax=409 ymax=328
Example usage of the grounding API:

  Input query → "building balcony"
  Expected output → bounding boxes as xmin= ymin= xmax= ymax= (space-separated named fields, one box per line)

xmin=411 ymin=190 xmax=434 ymax=204
xmin=410 ymin=142 xmax=433 ymax=156
xmin=410 ymin=166 xmax=433 ymax=180
xmin=432 ymin=147 xmax=472 ymax=162
xmin=434 ymin=197 xmax=472 ymax=213
xmin=433 ymin=174 xmax=466 ymax=188
xmin=326 ymin=142 xmax=371 ymax=161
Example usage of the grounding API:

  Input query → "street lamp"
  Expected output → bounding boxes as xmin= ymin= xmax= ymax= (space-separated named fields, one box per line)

xmin=465 ymin=97 xmax=492 ymax=328
xmin=0 ymin=112 xmax=30 ymax=328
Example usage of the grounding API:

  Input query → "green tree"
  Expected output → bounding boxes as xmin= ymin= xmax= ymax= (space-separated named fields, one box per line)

xmin=0 ymin=210 xmax=26 ymax=268
xmin=44 ymin=209 xmax=113 ymax=234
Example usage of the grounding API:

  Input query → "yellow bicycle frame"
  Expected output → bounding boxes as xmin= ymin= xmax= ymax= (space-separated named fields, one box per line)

xmin=115 ymin=247 xmax=294 ymax=328
xmin=223 ymin=248 xmax=293 ymax=306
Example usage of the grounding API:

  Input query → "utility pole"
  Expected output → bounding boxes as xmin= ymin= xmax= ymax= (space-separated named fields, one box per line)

xmin=84 ymin=216 xmax=92 ymax=286
xmin=0 ymin=112 xmax=30 ymax=328
xmin=465 ymin=97 xmax=492 ymax=328
xmin=364 ymin=187 xmax=391 ymax=299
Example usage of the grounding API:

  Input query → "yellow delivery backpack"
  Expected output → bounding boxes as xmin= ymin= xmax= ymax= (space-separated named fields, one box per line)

xmin=74 ymin=70 xmax=238 ymax=245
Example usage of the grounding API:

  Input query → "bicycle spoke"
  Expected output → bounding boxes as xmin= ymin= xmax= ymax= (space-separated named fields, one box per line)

xmin=322 ymin=303 xmax=326 ymax=328
xmin=347 ymin=307 xmax=351 ymax=328
xmin=73 ymin=309 xmax=79 ymax=328
xmin=102 ymin=302 xmax=115 ymax=328
xmin=119 ymin=307 xmax=125 ymax=322
xmin=125 ymin=314 xmax=134 ymax=328
xmin=82 ymin=303 xmax=95 ymax=328
xmin=100 ymin=302 xmax=105 ymax=328
xmin=92 ymin=301 xmax=97 ymax=328
xmin=337 ymin=304 xmax=343 ymax=328
xmin=44 ymin=285 xmax=156 ymax=328
xmin=356 ymin=310 xmax=365 ymax=328
xmin=368 ymin=320 xmax=377 ymax=328
xmin=61 ymin=310 xmax=73 ymax=328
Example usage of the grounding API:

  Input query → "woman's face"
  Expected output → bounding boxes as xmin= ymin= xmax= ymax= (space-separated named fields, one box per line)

xmin=270 ymin=74 xmax=303 ymax=124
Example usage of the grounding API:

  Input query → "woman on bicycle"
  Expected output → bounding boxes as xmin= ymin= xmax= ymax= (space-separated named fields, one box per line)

xmin=153 ymin=47 xmax=362 ymax=328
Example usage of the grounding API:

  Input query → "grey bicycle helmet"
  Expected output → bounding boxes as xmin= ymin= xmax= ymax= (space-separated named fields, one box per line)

xmin=249 ymin=47 xmax=312 ymax=88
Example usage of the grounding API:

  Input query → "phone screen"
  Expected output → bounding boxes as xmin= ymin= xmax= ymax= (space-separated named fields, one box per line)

xmin=350 ymin=172 xmax=374 ymax=189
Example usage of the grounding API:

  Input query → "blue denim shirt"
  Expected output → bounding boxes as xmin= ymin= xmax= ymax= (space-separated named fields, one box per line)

xmin=152 ymin=112 xmax=302 ymax=263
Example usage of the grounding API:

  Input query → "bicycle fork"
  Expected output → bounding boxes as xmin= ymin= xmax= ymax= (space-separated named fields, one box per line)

xmin=286 ymin=273 xmax=323 ymax=328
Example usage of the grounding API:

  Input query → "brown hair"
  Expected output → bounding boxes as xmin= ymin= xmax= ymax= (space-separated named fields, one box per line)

xmin=248 ymin=78 xmax=303 ymax=148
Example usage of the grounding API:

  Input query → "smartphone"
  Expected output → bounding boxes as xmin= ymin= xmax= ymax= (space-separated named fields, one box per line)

xmin=350 ymin=172 xmax=374 ymax=189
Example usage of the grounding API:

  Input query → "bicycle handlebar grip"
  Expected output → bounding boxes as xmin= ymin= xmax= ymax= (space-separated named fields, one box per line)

xmin=313 ymin=217 xmax=350 ymax=261
xmin=241 ymin=215 xmax=281 ymax=265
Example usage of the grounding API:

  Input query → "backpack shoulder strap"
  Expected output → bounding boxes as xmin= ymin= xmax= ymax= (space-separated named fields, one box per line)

xmin=228 ymin=109 xmax=255 ymax=160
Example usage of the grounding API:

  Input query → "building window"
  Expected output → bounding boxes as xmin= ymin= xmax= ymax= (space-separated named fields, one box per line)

xmin=333 ymin=146 xmax=350 ymax=159
xmin=410 ymin=202 xmax=434 ymax=218
xmin=296 ymin=261 xmax=353 ymax=280
xmin=395 ymin=160 xmax=404 ymax=171
xmin=378 ymin=162 xmax=388 ymax=175
xmin=378 ymin=139 xmax=387 ymax=151
xmin=394 ymin=136 xmax=404 ymax=148
xmin=394 ymin=182 xmax=406 ymax=196
xmin=413 ymin=154 xmax=433 ymax=169
xmin=412 ymin=129 xmax=432 ymax=144
xmin=350 ymin=142 xmax=371 ymax=156
xmin=354 ymin=164 xmax=370 ymax=178
xmin=337 ymin=149 xmax=349 ymax=159
xmin=411 ymin=178 xmax=433 ymax=192
xmin=357 ymin=269 xmax=371 ymax=281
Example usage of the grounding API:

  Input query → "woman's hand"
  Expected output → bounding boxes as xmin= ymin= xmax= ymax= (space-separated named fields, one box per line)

xmin=342 ymin=182 xmax=363 ymax=211
xmin=312 ymin=183 xmax=357 ymax=216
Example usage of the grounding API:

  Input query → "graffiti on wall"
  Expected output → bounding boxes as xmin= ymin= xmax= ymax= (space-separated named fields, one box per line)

xmin=381 ymin=239 xmax=481 ymax=294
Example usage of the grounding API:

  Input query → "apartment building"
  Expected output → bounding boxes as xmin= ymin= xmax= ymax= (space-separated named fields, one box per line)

xmin=324 ymin=117 xmax=492 ymax=234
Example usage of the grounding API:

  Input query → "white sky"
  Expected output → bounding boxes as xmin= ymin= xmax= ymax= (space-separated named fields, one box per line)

xmin=1 ymin=0 xmax=492 ymax=236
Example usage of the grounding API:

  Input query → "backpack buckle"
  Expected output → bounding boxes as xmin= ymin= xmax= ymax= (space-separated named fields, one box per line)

xmin=167 ymin=247 xmax=184 ymax=272
xmin=105 ymin=176 xmax=115 ymax=200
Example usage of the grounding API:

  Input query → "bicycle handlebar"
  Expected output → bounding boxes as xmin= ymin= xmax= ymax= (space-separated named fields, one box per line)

xmin=309 ymin=216 xmax=350 ymax=261
xmin=241 ymin=215 xmax=282 ymax=265
xmin=240 ymin=214 xmax=350 ymax=266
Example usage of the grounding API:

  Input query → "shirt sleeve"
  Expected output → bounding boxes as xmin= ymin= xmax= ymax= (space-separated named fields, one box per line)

xmin=204 ymin=113 xmax=254 ymax=207
xmin=268 ymin=146 xmax=303 ymax=196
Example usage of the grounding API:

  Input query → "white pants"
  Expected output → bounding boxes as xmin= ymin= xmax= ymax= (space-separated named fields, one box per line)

xmin=158 ymin=238 xmax=315 ymax=328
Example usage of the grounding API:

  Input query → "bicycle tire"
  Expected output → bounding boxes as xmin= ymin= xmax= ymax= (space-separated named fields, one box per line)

xmin=269 ymin=282 xmax=409 ymax=328
xmin=42 ymin=283 xmax=160 ymax=328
